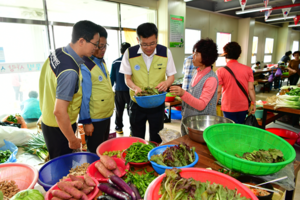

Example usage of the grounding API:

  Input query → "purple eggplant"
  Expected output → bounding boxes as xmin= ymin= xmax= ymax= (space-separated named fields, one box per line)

xmin=97 ymin=183 xmax=131 ymax=200
xmin=108 ymin=179 xmax=123 ymax=191
xmin=110 ymin=175 xmax=136 ymax=200
xmin=97 ymin=195 xmax=118 ymax=200
xmin=129 ymin=183 xmax=141 ymax=200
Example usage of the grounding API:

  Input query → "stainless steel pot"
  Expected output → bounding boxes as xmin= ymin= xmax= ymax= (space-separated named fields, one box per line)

xmin=182 ymin=115 xmax=235 ymax=144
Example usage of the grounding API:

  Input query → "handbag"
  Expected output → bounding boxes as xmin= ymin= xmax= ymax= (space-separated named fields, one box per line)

xmin=224 ymin=66 xmax=251 ymax=107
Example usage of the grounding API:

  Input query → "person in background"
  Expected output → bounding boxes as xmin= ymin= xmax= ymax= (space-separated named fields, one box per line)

xmin=110 ymin=42 xmax=131 ymax=134
xmin=21 ymin=91 xmax=41 ymax=120
xmin=120 ymin=23 xmax=177 ymax=143
xmin=11 ymin=74 xmax=23 ymax=101
xmin=39 ymin=20 xmax=100 ymax=159
xmin=182 ymin=55 xmax=197 ymax=91
xmin=170 ymin=38 xmax=219 ymax=136
xmin=216 ymin=42 xmax=256 ymax=124
xmin=79 ymin=26 xmax=114 ymax=153
xmin=279 ymin=51 xmax=292 ymax=65
xmin=287 ymin=51 xmax=300 ymax=85
xmin=252 ymin=61 xmax=260 ymax=71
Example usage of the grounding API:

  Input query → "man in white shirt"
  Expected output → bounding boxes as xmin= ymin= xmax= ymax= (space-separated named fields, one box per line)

xmin=119 ymin=23 xmax=177 ymax=143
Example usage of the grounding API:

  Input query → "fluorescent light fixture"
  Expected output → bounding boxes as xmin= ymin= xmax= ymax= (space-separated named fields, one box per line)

xmin=236 ymin=6 xmax=272 ymax=15
xmin=184 ymin=0 xmax=193 ymax=2
xmin=288 ymin=24 xmax=300 ymax=27
xmin=266 ymin=15 xmax=296 ymax=22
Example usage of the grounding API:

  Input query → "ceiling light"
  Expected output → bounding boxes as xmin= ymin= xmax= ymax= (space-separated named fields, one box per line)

xmin=184 ymin=0 xmax=193 ymax=2
xmin=288 ymin=24 xmax=300 ymax=27
xmin=236 ymin=6 xmax=272 ymax=15
xmin=266 ymin=15 xmax=296 ymax=22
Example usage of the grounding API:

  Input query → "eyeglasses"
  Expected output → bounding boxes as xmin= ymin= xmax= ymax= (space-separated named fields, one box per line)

xmin=87 ymin=41 xmax=99 ymax=48
xmin=140 ymin=42 xmax=157 ymax=48
xmin=98 ymin=43 xmax=109 ymax=50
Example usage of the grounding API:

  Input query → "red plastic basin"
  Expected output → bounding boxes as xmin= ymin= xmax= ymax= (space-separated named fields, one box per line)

xmin=165 ymin=96 xmax=175 ymax=102
xmin=265 ymin=128 xmax=299 ymax=146
xmin=147 ymin=168 xmax=258 ymax=200
xmin=96 ymin=137 xmax=148 ymax=157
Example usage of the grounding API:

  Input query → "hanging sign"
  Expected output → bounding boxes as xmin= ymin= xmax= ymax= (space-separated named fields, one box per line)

xmin=263 ymin=0 xmax=269 ymax=8
xmin=265 ymin=10 xmax=272 ymax=20
xmin=294 ymin=15 xmax=300 ymax=25
xmin=282 ymin=8 xmax=291 ymax=19
xmin=239 ymin=0 xmax=247 ymax=11
xmin=170 ymin=15 xmax=184 ymax=48
xmin=0 ymin=62 xmax=44 ymax=74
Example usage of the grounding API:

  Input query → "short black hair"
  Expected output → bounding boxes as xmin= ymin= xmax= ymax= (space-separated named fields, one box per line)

xmin=285 ymin=51 xmax=292 ymax=56
xmin=98 ymin=25 xmax=108 ymax=39
xmin=256 ymin=61 xmax=260 ymax=65
xmin=223 ymin=42 xmax=241 ymax=60
xmin=137 ymin=23 xmax=158 ymax=39
xmin=29 ymin=91 xmax=38 ymax=98
xmin=121 ymin=42 xmax=131 ymax=54
xmin=293 ymin=51 xmax=300 ymax=57
xmin=71 ymin=20 xmax=99 ymax=44
xmin=193 ymin=38 xmax=218 ymax=67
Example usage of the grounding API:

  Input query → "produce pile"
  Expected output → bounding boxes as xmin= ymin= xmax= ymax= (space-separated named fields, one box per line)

xmin=150 ymin=143 xmax=196 ymax=167
xmin=125 ymin=142 xmax=153 ymax=164
xmin=0 ymin=150 xmax=12 ymax=163
xmin=61 ymin=163 xmax=90 ymax=181
xmin=10 ymin=189 xmax=44 ymax=200
xmin=235 ymin=149 xmax=285 ymax=163
xmin=95 ymin=155 xmax=122 ymax=178
xmin=51 ymin=174 xmax=95 ymax=200
xmin=103 ymin=150 xmax=123 ymax=158
xmin=266 ymin=95 xmax=300 ymax=109
xmin=0 ymin=180 xmax=20 ymax=199
xmin=244 ymin=183 xmax=270 ymax=197
xmin=286 ymin=88 xmax=300 ymax=96
xmin=158 ymin=168 xmax=250 ymax=200
xmin=136 ymin=87 xmax=163 ymax=96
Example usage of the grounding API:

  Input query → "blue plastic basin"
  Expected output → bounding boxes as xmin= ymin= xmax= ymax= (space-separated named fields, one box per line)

xmin=147 ymin=145 xmax=199 ymax=175
xmin=38 ymin=152 xmax=99 ymax=191
xmin=135 ymin=92 xmax=167 ymax=108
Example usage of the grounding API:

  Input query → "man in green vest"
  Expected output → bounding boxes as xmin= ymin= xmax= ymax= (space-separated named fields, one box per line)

xmin=120 ymin=23 xmax=177 ymax=143
xmin=79 ymin=26 xmax=114 ymax=153
xmin=39 ymin=20 xmax=100 ymax=159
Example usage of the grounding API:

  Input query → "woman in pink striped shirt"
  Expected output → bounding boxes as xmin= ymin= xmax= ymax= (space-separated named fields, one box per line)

xmin=170 ymin=38 xmax=219 ymax=135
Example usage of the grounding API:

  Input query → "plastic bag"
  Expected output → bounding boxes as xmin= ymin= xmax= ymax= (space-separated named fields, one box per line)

xmin=0 ymin=139 xmax=18 ymax=164
xmin=158 ymin=128 xmax=182 ymax=144
xmin=0 ymin=126 xmax=32 ymax=146
xmin=275 ymin=68 xmax=282 ymax=77
xmin=268 ymin=72 xmax=274 ymax=82
xmin=244 ymin=114 xmax=259 ymax=127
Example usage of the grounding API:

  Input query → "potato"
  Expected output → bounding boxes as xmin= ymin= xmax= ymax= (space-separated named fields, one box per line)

xmin=51 ymin=190 xmax=72 ymax=199
xmin=51 ymin=197 xmax=63 ymax=200
xmin=69 ymin=175 xmax=84 ymax=183
xmin=84 ymin=174 xmax=96 ymax=187
xmin=57 ymin=181 xmax=83 ymax=199
xmin=95 ymin=161 xmax=113 ymax=179
xmin=100 ymin=155 xmax=117 ymax=170
xmin=69 ymin=181 xmax=83 ymax=190
xmin=112 ymin=167 xmax=122 ymax=177
xmin=81 ymin=186 xmax=94 ymax=194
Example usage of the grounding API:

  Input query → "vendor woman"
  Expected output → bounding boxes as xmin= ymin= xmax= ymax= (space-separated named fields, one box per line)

xmin=170 ymin=38 xmax=219 ymax=136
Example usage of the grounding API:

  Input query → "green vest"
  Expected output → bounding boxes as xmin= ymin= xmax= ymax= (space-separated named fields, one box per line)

xmin=128 ymin=45 xmax=168 ymax=103
xmin=82 ymin=57 xmax=115 ymax=119
xmin=39 ymin=48 xmax=82 ymax=127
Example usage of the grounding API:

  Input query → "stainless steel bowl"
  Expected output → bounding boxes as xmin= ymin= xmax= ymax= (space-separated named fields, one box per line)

xmin=182 ymin=115 xmax=235 ymax=144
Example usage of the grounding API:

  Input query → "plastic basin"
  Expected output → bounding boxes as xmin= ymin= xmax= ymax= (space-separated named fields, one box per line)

xmin=165 ymin=96 xmax=175 ymax=102
xmin=87 ymin=158 xmax=130 ymax=182
xmin=255 ymin=109 xmax=264 ymax=119
xmin=265 ymin=128 xmax=299 ymax=146
xmin=38 ymin=152 xmax=100 ymax=191
xmin=166 ymin=109 xmax=182 ymax=120
xmin=96 ymin=137 xmax=148 ymax=157
xmin=45 ymin=176 xmax=99 ymax=200
xmin=147 ymin=168 xmax=257 ymax=200
xmin=147 ymin=145 xmax=199 ymax=175
xmin=0 ymin=163 xmax=38 ymax=190
xmin=203 ymin=124 xmax=296 ymax=175
xmin=135 ymin=92 xmax=167 ymax=108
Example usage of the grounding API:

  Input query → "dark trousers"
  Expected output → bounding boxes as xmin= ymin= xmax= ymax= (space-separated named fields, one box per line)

xmin=289 ymin=73 xmax=300 ymax=85
xmin=223 ymin=110 xmax=248 ymax=124
xmin=129 ymin=100 xmax=164 ymax=143
xmin=86 ymin=119 xmax=110 ymax=153
xmin=115 ymin=91 xmax=130 ymax=129
xmin=13 ymin=86 xmax=23 ymax=101
xmin=42 ymin=122 xmax=76 ymax=159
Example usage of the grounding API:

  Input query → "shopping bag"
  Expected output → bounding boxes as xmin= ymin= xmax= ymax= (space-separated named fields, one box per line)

xmin=244 ymin=114 xmax=259 ymax=128
xmin=268 ymin=72 xmax=274 ymax=82
xmin=275 ymin=68 xmax=282 ymax=77
xmin=0 ymin=140 xmax=18 ymax=164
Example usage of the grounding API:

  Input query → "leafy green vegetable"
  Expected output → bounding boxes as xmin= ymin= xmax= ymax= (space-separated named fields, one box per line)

xmin=235 ymin=149 xmax=285 ymax=163
xmin=125 ymin=142 xmax=153 ymax=165
xmin=11 ymin=189 xmax=44 ymax=200
xmin=150 ymin=142 xmax=196 ymax=167
xmin=286 ymin=88 xmax=300 ymax=96
xmin=136 ymin=87 xmax=163 ymax=96
xmin=0 ymin=190 xmax=3 ymax=200
xmin=159 ymin=168 xmax=251 ymax=200
xmin=6 ymin=115 xmax=18 ymax=123
xmin=0 ymin=150 xmax=12 ymax=163
xmin=103 ymin=150 xmax=122 ymax=158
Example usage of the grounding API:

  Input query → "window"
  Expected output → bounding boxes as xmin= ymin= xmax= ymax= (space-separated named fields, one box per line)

xmin=104 ymin=29 xmax=120 ymax=72
xmin=185 ymin=29 xmax=201 ymax=54
xmin=264 ymin=38 xmax=274 ymax=63
xmin=292 ymin=41 xmax=299 ymax=59
xmin=216 ymin=32 xmax=231 ymax=66
xmin=251 ymin=36 xmax=258 ymax=64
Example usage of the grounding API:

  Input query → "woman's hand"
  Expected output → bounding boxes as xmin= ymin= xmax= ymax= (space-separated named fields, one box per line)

xmin=169 ymin=86 xmax=185 ymax=97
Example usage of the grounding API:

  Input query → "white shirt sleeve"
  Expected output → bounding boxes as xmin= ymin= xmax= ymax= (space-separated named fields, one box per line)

xmin=166 ymin=48 xmax=177 ymax=76
xmin=119 ymin=49 xmax=132 ymax=75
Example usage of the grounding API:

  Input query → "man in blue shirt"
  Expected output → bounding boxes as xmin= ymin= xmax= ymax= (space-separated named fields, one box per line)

xmin=182 ymin=55 xmax=197 ymax=90
xmin=110 ymin=42 xmax=131 ymax=134
xmin=79 ymin=26 xmax=114 ymax=153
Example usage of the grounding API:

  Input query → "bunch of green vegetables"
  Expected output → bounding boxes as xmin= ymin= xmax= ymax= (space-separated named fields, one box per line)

xmin=235 ymin=149 xmax=285 ymax=163
xmin=151 ymin=142 xmax=195 ymax=167
xmin=103 ymin=150 xmax=122 ymax=158
xmin=268 ymin=95 xmax=300 ymax=109
xmin=21 ymin=133 xmax=49 ymax=162
xmin=0 ymin=150 xmax=12 ymax=163
xmin=159 ymin=168 xmax=250 ymax=200
xmin=125 ymin=142 xmax=153 ymax=164
xmin=286 ymin=88 xmax=300 ymax=96
xmin=6 ymin=115 xmax=18 ymax=123
xmin=124 ymin=168 xmax=157 ymax=198
xmin=136 ymin=87 xmax=163 ymax=96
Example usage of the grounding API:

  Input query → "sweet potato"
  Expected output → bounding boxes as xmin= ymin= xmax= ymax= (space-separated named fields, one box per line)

xmin=112 ymin=167 xmax=122 ymax=177
xmin=69 ymin=175 xmax=84 ymax=183
xmin=81 ymin=193 xmax=88 ymax=200
xmin=69 ymin=181 xmax=83 ymax=189
xmin=81 ymin=186 xmax=94 ymax=194
xmin=51 ymin=197 xmax=63 ymax=200
xmin=100 ymin=155 xmax=117 ymax=170
xmin=84 ymin=174 xmax=96 ymax=187
xmin=95 ymin=161 xmax=113 ymax=179
xmin=51 ymin=190 xmax=72 ymax=199
xmin=57 ymin=181 xmax=83 ymax=199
